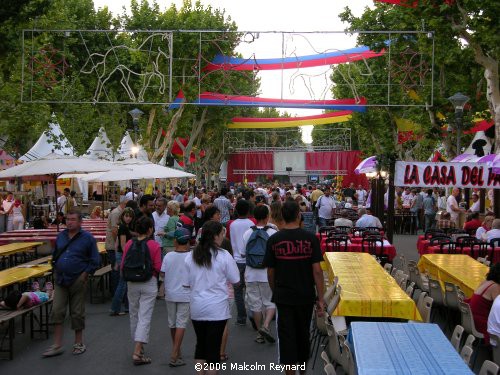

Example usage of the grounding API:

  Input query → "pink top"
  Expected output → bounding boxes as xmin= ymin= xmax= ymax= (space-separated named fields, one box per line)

xmin=121 ymin=239 xmax=162 ymax=278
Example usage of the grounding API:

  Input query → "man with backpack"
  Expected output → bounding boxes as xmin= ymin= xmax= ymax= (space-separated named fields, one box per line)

xmin=241 ymin=205 xmax=277 ymax=344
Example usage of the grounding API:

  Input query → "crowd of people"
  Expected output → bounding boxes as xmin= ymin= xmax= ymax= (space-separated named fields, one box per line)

xmin=0 ymin=180 xmax=498 ymax=373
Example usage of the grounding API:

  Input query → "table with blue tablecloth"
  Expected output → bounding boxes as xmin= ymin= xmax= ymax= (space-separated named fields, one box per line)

xmin=349 ymin=322 xmax=473 ymax=375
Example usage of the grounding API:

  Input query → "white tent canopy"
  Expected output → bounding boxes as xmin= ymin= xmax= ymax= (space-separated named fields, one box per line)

xmin=20 ymin=114 xmax=74 ymax=161
xmin=83 ymin=127 xmax=113 ymax=161
xmin=114 ymin=131 xmax=148 ymax=161
xmin=67 ymin=159 xmax=194 ymax=182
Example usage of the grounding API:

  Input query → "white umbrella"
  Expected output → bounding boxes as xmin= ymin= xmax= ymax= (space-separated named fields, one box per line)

xmin=0 ymin=153 xmax=130 ymax=229
xmin=81 ymin=159 xmax=195 ymax=182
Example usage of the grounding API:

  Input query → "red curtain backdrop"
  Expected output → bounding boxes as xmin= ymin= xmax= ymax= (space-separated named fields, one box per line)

xmin=305 ymin=151 xmax=368 ymax=188
xmin=227 ymin=152 xmax=274 ymax=182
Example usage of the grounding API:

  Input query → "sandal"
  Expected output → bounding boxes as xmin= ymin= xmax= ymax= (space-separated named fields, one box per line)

xmin=254 ymin=335 xmax=265 ymax=344
xmin=133 ymin=353 xmax=152 ymax=366
xmin=169 ymin=358 xmax=186 ymax=367
xmin=42 ymin=345 xmax=64 ymax=358
xmin=220 ymin=354 xmax=229 ymax=362
xmin=72 ymin=343 xmax=86 ymax=355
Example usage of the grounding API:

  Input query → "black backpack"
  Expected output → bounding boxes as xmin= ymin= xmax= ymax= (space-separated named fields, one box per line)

xmin=122 ymin=238 xmax=153 ymax=282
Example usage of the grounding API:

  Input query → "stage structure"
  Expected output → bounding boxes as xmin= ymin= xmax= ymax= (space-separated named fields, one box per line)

xmin=223 ymin=127 xmax=366 ymax=186
xmin=21 ymin=30 xmax=434 ymax=107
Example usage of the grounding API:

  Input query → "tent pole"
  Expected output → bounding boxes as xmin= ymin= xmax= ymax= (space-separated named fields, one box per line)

xmin=101 ymin=182 xmax=105 ymax=220
xmin=54 ymin=174 xmax=60 ymax=232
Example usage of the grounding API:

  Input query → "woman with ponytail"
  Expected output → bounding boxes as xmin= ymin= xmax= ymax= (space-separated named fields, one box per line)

xmin=183 ymin=220 xmax=239 ymax=374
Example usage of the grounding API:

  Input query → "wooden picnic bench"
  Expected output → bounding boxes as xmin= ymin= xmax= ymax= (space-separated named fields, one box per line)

xmin=0 ymin=298 xmax=53 ymax=360
xmin=0 ymin=242 xmax=44 ymax=269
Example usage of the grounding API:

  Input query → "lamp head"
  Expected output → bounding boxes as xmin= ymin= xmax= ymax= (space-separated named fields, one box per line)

xmin=128 ymin=108 xmax=144 ymax=122
xmin=447 ymin=92 xmax=469 ymax=111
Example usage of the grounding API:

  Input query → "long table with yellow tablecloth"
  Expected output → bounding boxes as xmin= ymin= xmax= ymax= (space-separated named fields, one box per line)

xmin=0 ymin=242 xmax=44 ymax=257
xmin=417 ymin=254 xmax=489 ymax=298
xmin=0 ymin=264 xmax=52 ymax=289
xmin=324 ymin=252 xmax=422 ymax=321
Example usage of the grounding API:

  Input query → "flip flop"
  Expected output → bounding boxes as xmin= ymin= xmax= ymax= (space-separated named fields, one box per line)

xmin=42 ymin=345 xmax=64 ymax=358
xmin=220 ymin=354 xmax=229 ymax=362
xmin=72 ymin=343 xmax=86 ymax=355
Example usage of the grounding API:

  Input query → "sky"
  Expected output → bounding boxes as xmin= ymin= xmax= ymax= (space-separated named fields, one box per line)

xmin=92 ymin=0 xmax=374 ymax=142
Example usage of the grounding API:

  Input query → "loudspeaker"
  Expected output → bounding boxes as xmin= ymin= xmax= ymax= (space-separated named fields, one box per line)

xmin=286 ymin=167 xmax=292 ymax=172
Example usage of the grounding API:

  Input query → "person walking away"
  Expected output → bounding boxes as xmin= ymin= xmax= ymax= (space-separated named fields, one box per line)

xmin=178 ymin=201 xmax=197 ymax=244
xmin=105 ymin=196 xmax=128 ymax=294
xmin=110 ymin=207 xmax=135 ymax=316
xmin=43 ymin=210 xmax=100 ymax=357
xmin=183 ymin=220 xmax=239 ymax=375
xmin=227 ymin=199 xmax=255 ymax=326
xmin=162 ymin=200 xmax=180 ymax=253
xmin=12 ymin=198 xmax=25 ymax=230
xmin=316 ymin=187 xmax=336 ymax=228
xmin=263 ymin=201 xmax=324 ymax=374
xmin=356 ymin=185 xmax=367 ymax=207
xmin=213 ymin=187 xmax=233 ymax=226
xmin=160 ymin=228 xmax=192 ymax=367
xmin=241 ymin=205 xmax=277 ymax=344
xmin=422 ymin=189 xmax=437 ymax=232
xmin=121 ymin=216 xmax=162 ymax=365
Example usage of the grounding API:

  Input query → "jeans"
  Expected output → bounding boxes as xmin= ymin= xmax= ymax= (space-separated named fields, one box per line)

xmin=424 ymin=213 xmax=436 ymax=232
xmin=107 ymin=249 xmax=118 ymax=295
xmin=318 ymin=217 xmax=329 ymax=228
xmin=234 ymin=262 xmax=247 ymax=322
xmin=111 ymin=251 xmax=128 ymax=313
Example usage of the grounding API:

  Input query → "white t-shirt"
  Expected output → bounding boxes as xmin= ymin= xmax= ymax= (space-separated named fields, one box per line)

xmin=488 ymin=295 xmax=500 ymax=345
xmin=2 ymin=200 xmax=13 ymax=215
xmin=56 ymin=195 xmax=67 ymax=214
xmin=193 ymin=196 xmax=202 ymax=218
xmin=183 ymin=249 xmax=239 ymax=321
xmin=356 ymin=189 xmax=367 ymax=204
xmin=446 ymin=195 xmax=459 ymax=222
xmin=317 ymin=195 xmax=336 ymax=219
xmin=486 ymin=229 xmax=500 ymax=243
xmin=229 ymin=218 xmax=255 ymax=263
xmin=476 ymin=226 xmax=487 ymax=241
xmin=355 ymin=214 xmax=383 ymax=228
xmin=125 ymin=191 xmax=137 ymax=201
xmin=470 ymin=200 xmax=480 ymax=213
xmin=161 ymin=250 xmax=191 ymax=302
xmin=241 ymin=226 xmax=277 ymax=283
xmin=152 ymin=210 xmax=170 ymax=246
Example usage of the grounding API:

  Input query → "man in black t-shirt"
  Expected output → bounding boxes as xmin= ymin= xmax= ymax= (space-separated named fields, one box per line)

xmin=263 ymin=201 xmax=324 ymax=374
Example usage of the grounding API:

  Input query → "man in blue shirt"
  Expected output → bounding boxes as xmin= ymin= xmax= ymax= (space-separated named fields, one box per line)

xmin=43 ymin=210 xmax=99 ymax=357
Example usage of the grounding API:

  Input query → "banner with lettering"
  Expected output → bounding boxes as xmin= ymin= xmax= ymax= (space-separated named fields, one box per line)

xmin=395 ymin=161 xmax=500 ymax=189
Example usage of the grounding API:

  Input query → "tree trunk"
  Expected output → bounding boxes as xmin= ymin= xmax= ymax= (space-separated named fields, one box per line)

xmin=150 ymin=105 xmax=185 ymax=162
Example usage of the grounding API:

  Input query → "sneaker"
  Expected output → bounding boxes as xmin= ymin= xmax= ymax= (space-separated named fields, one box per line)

xmin=254 ymin=334 xmax=265 ymax=344
xmin=258 ymin=326 xmax=275 ymax=343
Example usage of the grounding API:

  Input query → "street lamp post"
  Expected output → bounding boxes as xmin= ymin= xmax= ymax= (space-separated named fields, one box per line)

xmin=447 ymin=93 xmax=469 ymax=156
xmin=128 ymin=108 xmax=144 ymax=144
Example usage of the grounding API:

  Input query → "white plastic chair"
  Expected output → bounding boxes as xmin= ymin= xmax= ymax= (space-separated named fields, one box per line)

xmin=450 ymin=325 xmax=464 ymax=352
xmin=478 ymin=360 xmax=499 ymax=375
xmin=460 ymin=345 xmax=473 ymax=367
xmin=418 ymin=295 xmax=433 ymax=323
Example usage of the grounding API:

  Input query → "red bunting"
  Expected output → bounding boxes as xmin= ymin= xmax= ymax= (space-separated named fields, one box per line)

xmin=171 ymin=138 xmax=189 ymax=155
xmin=398 ymin=131 xmax=422 ymax=144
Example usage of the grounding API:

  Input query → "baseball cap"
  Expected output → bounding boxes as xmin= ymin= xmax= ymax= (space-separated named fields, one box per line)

xmin=173 ymin=228 xmax=191 ymax=244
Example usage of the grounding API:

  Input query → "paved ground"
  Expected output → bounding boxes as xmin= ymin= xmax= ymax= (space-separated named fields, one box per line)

xmin=0 ymin=234 xmax=489 ymax=374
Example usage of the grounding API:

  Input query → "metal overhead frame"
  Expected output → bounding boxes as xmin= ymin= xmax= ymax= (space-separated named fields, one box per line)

xmin=21 ymin=29 xmax=434 ymax=107
xmin=223 ymin=127 xmax=351 ymax=154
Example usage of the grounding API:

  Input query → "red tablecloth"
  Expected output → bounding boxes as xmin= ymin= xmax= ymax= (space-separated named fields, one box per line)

xmin=425 ymin=245 xmax=500 ymax=263
xmin=319 ymin=239 xmax=396 ymax=261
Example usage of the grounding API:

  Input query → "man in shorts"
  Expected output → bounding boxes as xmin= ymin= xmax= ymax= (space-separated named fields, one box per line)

xmin=160 ymin=228 xmax=192 ymax=367
xmin=242 ymin=205 xmax=276 ymax=344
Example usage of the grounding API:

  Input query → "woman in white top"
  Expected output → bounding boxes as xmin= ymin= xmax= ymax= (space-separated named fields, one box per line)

xmin=184 ymin=220 xmax=239 ymax=374
xmin=12 ymin=199 xmax=24 ymax=230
